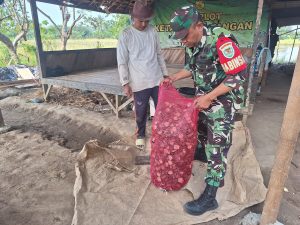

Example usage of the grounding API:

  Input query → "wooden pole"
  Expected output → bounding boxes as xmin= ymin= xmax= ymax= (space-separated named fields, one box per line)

xmin=288 ymin=25 xmax=298 ymax=64
xmin=243 ymin=0 xmax=264 ymax=123
xmin=257 ymin=49 xmax=267 ymax=91
xmin=260 ymin=49 xmax=300 ymax=225
xmin=0 ymin=109 xmax=4 ymax=127
xmin=29 ymin=0 xmax=50 ymax=100
xmin=29 ymin=0 xmax=44 ymax=70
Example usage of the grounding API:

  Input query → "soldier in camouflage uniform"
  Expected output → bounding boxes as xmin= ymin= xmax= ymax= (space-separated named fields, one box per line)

xmin=163 ymin=5 xmax=247 ymax=216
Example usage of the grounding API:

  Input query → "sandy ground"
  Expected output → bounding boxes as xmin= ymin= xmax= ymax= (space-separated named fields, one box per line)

xmin=0 ymin=66 xmax=299 ymax=225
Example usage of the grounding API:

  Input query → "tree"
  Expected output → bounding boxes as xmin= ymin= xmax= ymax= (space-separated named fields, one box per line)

xmin=0 ymin=0 xmax=30 ymax=64
xmin=83 ymin=14 xmax=109 ymax=39
xmin=39 ymin=20 xmax=60 ymax=51
xmin=71 ymin=24 xmax=93 ymax=39
xmin=108 ymin=14 xmax=130 ymax=39
xmin=83 ymin=14 xmax=130 ymax=39
xmin=37 ymin=6 xmax=83 ymax=50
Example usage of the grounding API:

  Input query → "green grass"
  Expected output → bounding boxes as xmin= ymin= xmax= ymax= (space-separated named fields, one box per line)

xmin=0 ymin=45 xmax=11 ymax=67
xmin=25 ymin=38 xmax=118 ymax=51
xmin=278 ymin=38 xmax=300 ymax=45
xmin=0 ymin=38 xmax=118 ymax=67
xmin=0 ymin=42 xmax=37 ymax=67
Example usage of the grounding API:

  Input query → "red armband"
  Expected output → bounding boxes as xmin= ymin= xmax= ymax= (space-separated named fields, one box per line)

xmin=216 ymin=37 xmax=247 ymax=75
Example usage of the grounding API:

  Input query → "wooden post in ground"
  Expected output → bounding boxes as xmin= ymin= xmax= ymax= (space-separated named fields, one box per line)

xmin=288 ymin=25 xmax=298 ymax=64
xmin=260 ymin=49 xmax=300 ymax=225
xmin=0 ymin=109 xmax=4 ymax=127
xmin=243 ymin=0 xmax=264 ymax=123
xmin=0 ymin=109 xmax=11 ymax=134
xmin=29 ymin=0 xmax=49 ymax=100
xmin=257 ymin=50 xmax=268 ymax=92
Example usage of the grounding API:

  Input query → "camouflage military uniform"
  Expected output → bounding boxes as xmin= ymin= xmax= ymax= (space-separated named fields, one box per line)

xmin=185 ymin=27 xmax=247 ymax=187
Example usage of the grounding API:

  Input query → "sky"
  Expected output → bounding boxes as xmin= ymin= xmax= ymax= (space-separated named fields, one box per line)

xmin=36 ymin=2 xmax=65 ymax=24
xmin=26 ymin=1 xmax=108 ymax=25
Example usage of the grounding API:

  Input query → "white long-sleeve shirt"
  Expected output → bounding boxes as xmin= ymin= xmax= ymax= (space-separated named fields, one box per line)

xmin=117 ymin=25 xmax=168 ymax=92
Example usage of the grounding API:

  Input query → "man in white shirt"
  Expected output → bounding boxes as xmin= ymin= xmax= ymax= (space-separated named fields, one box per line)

xmin=117 ymin=0 xmax=167 ymax=150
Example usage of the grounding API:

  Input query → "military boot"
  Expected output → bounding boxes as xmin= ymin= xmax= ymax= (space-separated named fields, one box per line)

xmin=183 ymin=184 xmax=218 ymax=216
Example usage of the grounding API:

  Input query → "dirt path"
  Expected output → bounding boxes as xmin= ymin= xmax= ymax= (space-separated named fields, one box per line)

xmin=0 ymin=96 xmax=134 ymax=225
xmin=0 ymin=96 xmax=249 ymax=225
xmin=1 ymin=65 xmax=300 ymax=225
xmin=0 ymin=130 xmax=75 ymax=225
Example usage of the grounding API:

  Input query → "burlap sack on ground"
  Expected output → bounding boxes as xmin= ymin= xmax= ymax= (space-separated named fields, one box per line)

xmin=72 ymin=122 xmax=267 ymax=225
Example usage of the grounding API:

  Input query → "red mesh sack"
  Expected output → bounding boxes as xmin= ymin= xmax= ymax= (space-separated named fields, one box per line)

xmin=150 ymin=84 xmax=199 ymax=191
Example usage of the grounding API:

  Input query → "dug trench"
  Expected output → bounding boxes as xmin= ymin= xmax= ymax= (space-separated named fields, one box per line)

xmin=2 ymin=103 xmax=119 ymax=152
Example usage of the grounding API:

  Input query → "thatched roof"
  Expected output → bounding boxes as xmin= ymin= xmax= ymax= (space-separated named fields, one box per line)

xmin=37 ymin=0 xmax=154 ymax=14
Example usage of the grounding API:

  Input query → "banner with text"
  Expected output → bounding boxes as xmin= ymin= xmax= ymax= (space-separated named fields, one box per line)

xmin=152 ymin=0 xmax=269 ymax=48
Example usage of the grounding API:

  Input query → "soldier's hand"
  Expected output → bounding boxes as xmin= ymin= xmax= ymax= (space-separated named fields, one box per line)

xmin=194 ymin=95 xmax=213 ymax=110
xmin=123 ymin=84 xmax=133 ymax=97
xmin=160 ymin=76 xmax=174 ymax=86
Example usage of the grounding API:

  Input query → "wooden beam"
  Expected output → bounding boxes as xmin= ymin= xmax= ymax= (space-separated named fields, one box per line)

xmin=29 ymin=0 xmax=44 ymax=73
xmin=44 ymin=84 xmax=53 ymax=100
xmin=0 ymin=79 xmax=38 ymax=88
xmin=41 ymin=77 xmax=123 ymax=96
xmin=35 ymin=0 xmax=129 ymax=14
xmin=260 ymin=49 xmax=300 ymax=224
xmin=243 ymin=0 xmax=264 ymax=122
xmin=29 ymin=0 xmax=49 ymax=99
xmin=115 ymin=95 xmax=119 ymax=118
xmin=271 ymin=1 xmax=300 ymax=9
xmin=100 ymin=92 xmax=118 ymax=115
xmin=288 ymin=26 xmax=298 ymax=64
xmin=0 ymin=109 xmax=4 ymax=127
xmin=36 ymin=0 xmax=107 ymax=13
xmin=276 ymin=16 xmax=300 ymax=27
xmin=117 ymin=97 xmax=133 ymax=112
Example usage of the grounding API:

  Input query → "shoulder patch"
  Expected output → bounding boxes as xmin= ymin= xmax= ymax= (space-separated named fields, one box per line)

xmin=216 ymin=36 xmax=247 ymax=75
xmin=219 ymin=41 xmax=235 ymax=59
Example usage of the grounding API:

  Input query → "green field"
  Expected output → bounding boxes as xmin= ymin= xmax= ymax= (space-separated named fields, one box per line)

xmin=278 ymin=39 xmax=300 ymax=45
xmin=0 ymin=38 xmax=118 ymax=67
xmin=0 ymin=38 xmax=299 ymax=67
xmin=32 ymin=38 xmax=118 ymax=51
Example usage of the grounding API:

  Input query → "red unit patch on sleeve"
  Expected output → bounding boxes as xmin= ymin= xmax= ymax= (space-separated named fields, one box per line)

xmin=216 ymin=36 xmax=247 ymax=75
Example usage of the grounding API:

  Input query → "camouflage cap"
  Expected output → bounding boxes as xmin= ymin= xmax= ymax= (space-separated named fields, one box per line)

xmin=170 ymin=5 xmax=201 ymax=40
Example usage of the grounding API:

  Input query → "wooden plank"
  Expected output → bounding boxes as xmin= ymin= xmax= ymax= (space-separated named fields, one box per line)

xmin=44 ymin=48 xmax=117 ymax=55
xmin=0 ymin=79 xmax=37 ymax=86
xmin=36 ymin=0 xmax=108 ymax=13
xmin=29 ymin=0 xmax=48 ymax=101
xmin=41 ymin=68 xmax=125 ymax=95
xmin=44 ymin=49 xmax=117 ymax=76
xmin=260 ymin=50 xmax=300 ymax=224
xmin=0 ymin=109 xmax=4 ymax=127
xmin=115 ymin=95 xmax=119 ymax=118
xmin=117 ymin=97 xmax=134 ymax=112
xmin=271 ymin=1 xmax=300 ymax=9
xmin=29 ymin=0 xmax=45 ymax=78
xmin=100 ymin=92 xmax=118 ymax=115
xmin=39 ymin=64 xmax=182 ymax=116
xmin=42 ymin=78 xmax=124 ymax=95
xmin=44 ymin=84 xmax=53 ymax=100
xmin=243 ymin=0 xmax=265 ymax=123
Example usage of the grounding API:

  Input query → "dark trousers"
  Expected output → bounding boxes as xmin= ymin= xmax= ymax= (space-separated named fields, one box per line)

xmin=133 ymin=86 xmax=159 ymax=138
